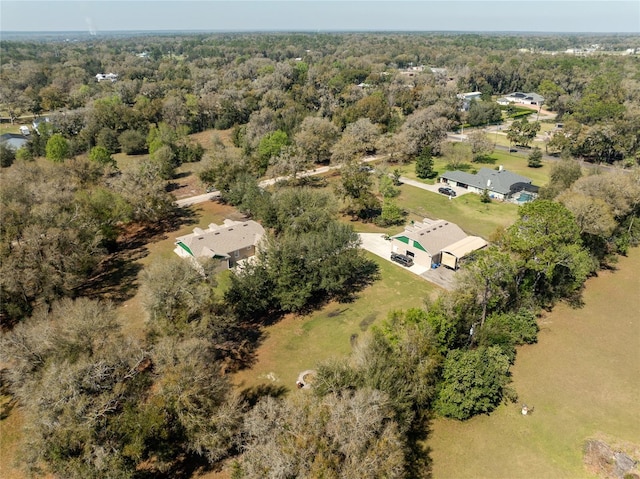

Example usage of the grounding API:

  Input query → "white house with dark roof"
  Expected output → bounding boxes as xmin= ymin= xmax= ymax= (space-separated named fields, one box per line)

xmin=456 ymin=91 xmax=483 ymax=111
xmin=439 ymin=167 xmax=537 ymax=201
xmin=497 ymin=92 xmax=545 ymax=106
xmin=174 ymin=219 xmax=265 ymax=269
xmin=391 ymin=218 xmax=487 ymax=269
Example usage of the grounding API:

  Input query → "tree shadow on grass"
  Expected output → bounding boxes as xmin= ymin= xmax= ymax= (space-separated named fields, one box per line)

xmin=239 ymin=383 xmax=289 ymax=408
xmin=78 ymin=206 xmax=199 ymax=304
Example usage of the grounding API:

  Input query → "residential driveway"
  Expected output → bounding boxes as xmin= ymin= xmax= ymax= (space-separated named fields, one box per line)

xmin=358 ymin=233 xmax=454 ymax=290
xmin=398 ymin=177 xmax=470 ymax=198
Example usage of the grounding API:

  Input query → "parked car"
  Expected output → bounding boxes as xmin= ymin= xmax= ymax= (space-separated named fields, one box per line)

xmin=391 ymin=252 xmax=414 ymax=267
xmin=438 ymin=186 xmax=457 ymax=197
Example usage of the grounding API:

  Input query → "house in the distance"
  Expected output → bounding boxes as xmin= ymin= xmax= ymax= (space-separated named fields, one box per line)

xmin=456 ymin=91 xmax=482 ymax=111
xmin=32 ymin=117 xmax=50 ymax=134
xmin=174 ymin=219 xmax=265 ymax=269
xmin=497 ymin=92 xmax=545 ymax=106
xmin=439 ymin=167 xmax=538 ymax=201
xmin=391 ymin=218 xmax=487 ymax=270
xmin=96 ymin=73 xmax=118 ymax=82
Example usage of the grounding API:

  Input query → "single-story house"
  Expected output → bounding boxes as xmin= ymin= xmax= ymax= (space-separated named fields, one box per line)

xmin=96 ymin=73 xmax=118 ymax=82
xmin=32 ymin=117 xmax=50 ymax=134
xmin=391 ymin=218 xmax=487 ymax=269
xmin=0 ymin=133 xmax=29 ymax=150
xmin=439 ymin=167 xmax=537 ymax=201
xmin=456 ymin=91 xmax=482 ymax=111
xmin=497 ymin=92 xmax=545 ymax=106
xmin=174 ymin=219 xmax=265 ymax=269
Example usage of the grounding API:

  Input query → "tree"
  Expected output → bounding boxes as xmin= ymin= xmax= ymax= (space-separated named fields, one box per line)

xmin=376 ymin=199 xmax=406 ymax=227
xmin=113 ymin=159 xmax=176 ymax=223
xmin=88 ymin=145 xmax=116 ymax=167
xmin=240 ymin=390 xmax=406 ymax=478
xmin=435 ymin=346 xmax=512 ymax=420
xmin=335 ymin=160 xmax=381 ymax=220
xmin=467 ymin=101 xmax=502 ymax=126
xmin=45 ymin=133 xmax=70 ymax=162
xmin=527 ymin=146 xmax=543 ymax=168
xmin=378 ymin=173 xmax=400 ymax=199
xmin=476 ymin=309 xmax=539 ymax=362
xmin=294 ymin=116 xmax=339 ymax=164
xmin=331 ymin=118 xmax=380 ymax=163
xmin=1 ymin=298 xmax=241 ymax=477
xmin=118 ymin=129 xmax=148 ymax=155
xmin=0 ymin=143 xmax=16 ymax=168
xmin=397 ymin=106 xmax=452 ymax=161
xmin=502 ymin=200 xmax=594 ymax=302
xmin=269 ymin=144 xmax=309 ymax=182
xmin=468 ymin=130 xmax=494 ymax=161
xmin=141 ymin=256 xmax=219 ymax=335
xmin=506 ymin=117 xmax=541 ymax=148
xmin=415 ymin=147 xmax=434 ymax=179
xmin=539 ymin=158 xmax=582 ymax=199
xmin=456 ymin=247 xmax=517 ymax=328
xmin=256 ymin=129 xmax=288 ymax=175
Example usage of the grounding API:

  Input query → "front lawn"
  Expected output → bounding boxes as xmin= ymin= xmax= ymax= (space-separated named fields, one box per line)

xmin=232 ymin=252 xmax=439 ymax=392
xmin=397 ymin=184 xmax=520 ymax=239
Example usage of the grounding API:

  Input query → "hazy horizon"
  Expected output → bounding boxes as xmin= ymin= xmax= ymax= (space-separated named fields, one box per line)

xmin=2 ymin=1 xmax=639 ymax=35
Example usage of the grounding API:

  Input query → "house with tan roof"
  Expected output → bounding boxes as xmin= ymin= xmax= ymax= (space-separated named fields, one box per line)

xmin=174 ymin=219 xmax=265 ymax=269
xmin=391 ymin=218 xmax=487 ymax=270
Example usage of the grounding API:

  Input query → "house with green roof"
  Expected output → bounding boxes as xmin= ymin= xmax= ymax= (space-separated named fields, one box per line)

xmin=174 ymin=219 xmax=265 ymax=269
xmin=391 ymin=218 xmax=487 ymax=269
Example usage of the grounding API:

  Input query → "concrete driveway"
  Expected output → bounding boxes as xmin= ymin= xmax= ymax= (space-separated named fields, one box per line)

xmin=359 ymin=233 xmax=429 ymax=275
xmin=398 ymin=177 xmax=470 ymax=198
xmin=359 ymin=233 xmax=457 ymax=290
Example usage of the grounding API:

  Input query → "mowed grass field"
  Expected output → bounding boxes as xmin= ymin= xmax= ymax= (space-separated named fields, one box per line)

xmin=398 ymin=184 xmax=520 ymax=239
xmin=232 ymin=252 xmax=440 ymax=392
xmin=427 ymin=247 xmax=640 ymax=479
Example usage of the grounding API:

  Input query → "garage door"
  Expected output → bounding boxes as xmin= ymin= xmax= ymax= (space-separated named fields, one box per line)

xmin=441 ymin=252 xmax=457 ymax=269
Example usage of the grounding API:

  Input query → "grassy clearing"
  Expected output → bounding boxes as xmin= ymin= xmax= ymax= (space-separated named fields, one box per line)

xmin=397 ymin=184 xmax=519 ymax=239
xmin=0 ymin=405 xmax=25 ymax=479
xmin=232 ymin=252 xmax=441 ymax=392
xmin=428 ymin=247 xmax=640 ymax=479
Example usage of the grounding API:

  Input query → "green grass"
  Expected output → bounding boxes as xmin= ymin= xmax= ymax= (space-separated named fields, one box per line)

xmin=232 ymin=252 xmax=440 ymax=392
xmin=397 ymin=184 xmax=519 ymax=239
xmin=399 ymin=150 xmax=551 ymax=190
xmin=427 ymin=247 xmax=640 ymax=479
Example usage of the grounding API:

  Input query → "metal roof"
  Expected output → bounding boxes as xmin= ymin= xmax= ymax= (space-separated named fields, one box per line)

xmin=441 ymin=236 xmax=488 ymax=259
xmin=175 ymin=220 xmax=264 ymax=258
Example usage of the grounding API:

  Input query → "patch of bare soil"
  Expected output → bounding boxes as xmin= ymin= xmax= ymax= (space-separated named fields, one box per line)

xmin=584 ymin=435 xmax=640 ymax=479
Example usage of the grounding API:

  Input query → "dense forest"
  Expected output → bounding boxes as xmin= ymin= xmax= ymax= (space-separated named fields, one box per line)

xmin=1 ymin=32 xmax=639 ymax=478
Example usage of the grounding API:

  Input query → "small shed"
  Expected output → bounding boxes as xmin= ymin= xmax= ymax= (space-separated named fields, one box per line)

xmin=440 ymin=236 xmax=488 ymax=270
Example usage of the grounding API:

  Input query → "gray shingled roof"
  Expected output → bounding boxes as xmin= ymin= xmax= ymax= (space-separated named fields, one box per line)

xmin=440 ymin=168 xmax=532 ymax=195
xmin=175 ymin=220 xmax=264 ymax=258
xmin=0 ymin=133 xmax=28 ymax=150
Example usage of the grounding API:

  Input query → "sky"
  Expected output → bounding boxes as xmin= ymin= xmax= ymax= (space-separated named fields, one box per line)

xmin=1 ymin=1 xmax=639 ymax=34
